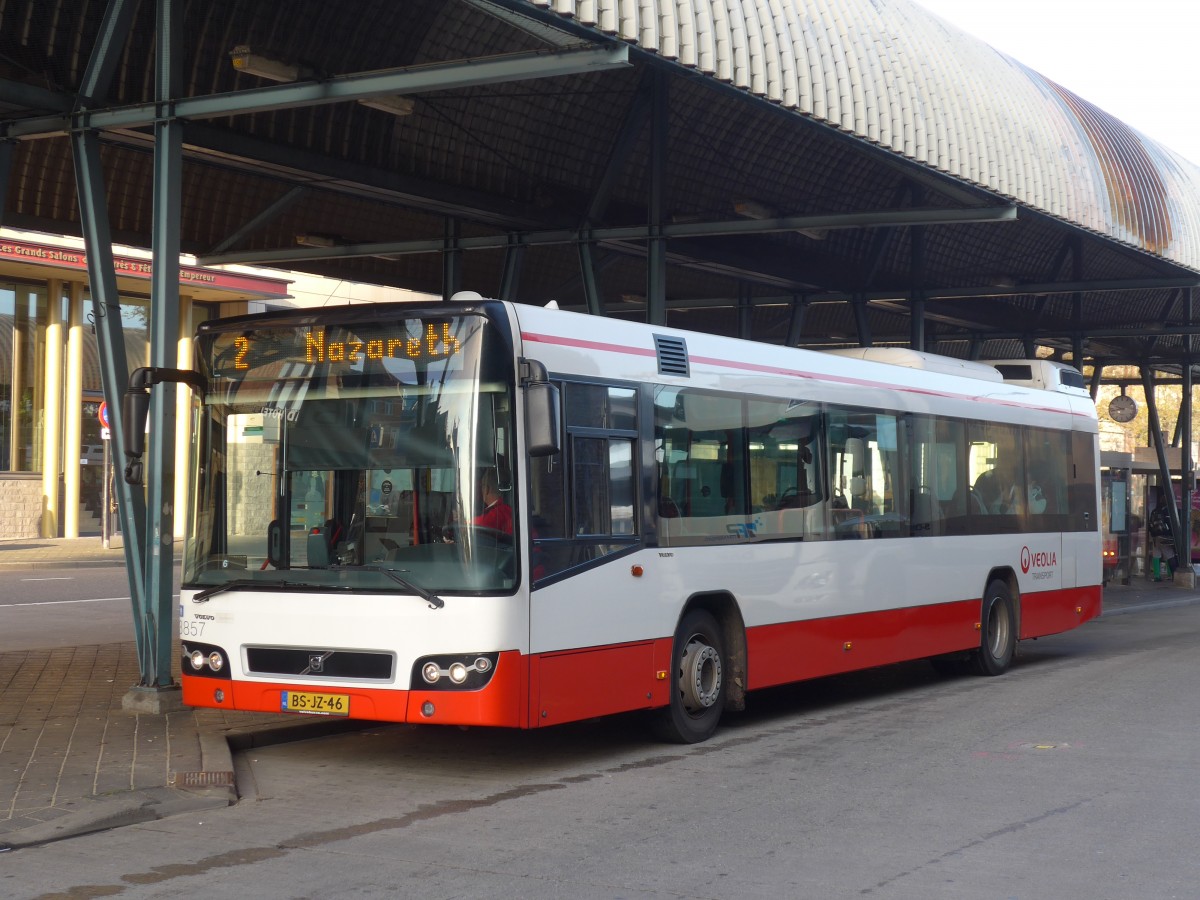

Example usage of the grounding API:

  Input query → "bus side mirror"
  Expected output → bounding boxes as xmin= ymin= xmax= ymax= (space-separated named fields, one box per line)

xmin=123 ymin=389 xmax=151 ymax=460
xmin=121 ymin=366 xmax=206 ymax=485
xmin=267 ymin=519 xmax=284 ymax=568
xmin=122 ymin=388 xmax=151 ymax=483
xmin=525 ymin=381 xmax=561 ymax=457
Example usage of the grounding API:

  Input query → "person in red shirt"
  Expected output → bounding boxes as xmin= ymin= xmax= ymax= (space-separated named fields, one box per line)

xmin=473 ymin=468 xmax=513 ymax=534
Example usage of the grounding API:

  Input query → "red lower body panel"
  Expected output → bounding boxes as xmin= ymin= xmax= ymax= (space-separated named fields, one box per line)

xmin=746 ymin=598 xmax=981 ymax=690
xmin=530 ymin=639 xmax=672 ymax=727
xmin=746 ymin=585 xmax=1101 ymax=691
xmin=1019 ymin=585 xmax=1101 ymax=639
xmin=182 ymin=586 xmax=1100 ymax=729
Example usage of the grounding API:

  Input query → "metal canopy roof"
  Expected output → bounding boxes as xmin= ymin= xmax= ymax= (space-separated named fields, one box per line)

xmin=3 ymin=0 xmax=1200 ymax=370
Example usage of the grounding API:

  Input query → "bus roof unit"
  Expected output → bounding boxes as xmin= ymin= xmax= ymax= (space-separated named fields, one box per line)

xmin=984 ymin=359 xmax=1091 ymax=396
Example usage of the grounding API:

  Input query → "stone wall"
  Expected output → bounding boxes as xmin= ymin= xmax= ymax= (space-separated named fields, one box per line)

xmin=0 ymin=476 xmax=44 ymax=538
xmin=226 ymin=443 xmax=277 ymax=536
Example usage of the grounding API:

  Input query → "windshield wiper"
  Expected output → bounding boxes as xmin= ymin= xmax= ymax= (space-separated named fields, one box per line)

xmin=191 ymin=578 xmax=342 ymax=603
xmin=340 ymin=564 xmax=443 ymax=609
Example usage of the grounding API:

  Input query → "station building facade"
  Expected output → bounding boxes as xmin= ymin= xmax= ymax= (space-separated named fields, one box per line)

xmin=0 ymin=228 xmax=419 ymax=540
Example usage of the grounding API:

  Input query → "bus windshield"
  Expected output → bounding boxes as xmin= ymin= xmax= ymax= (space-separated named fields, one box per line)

xmin=183 ymin=312 xmax=517 ymax=596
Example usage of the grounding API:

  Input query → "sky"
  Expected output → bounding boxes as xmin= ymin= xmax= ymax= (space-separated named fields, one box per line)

xmin=912 ymin=0 xmax=1200 ymax=166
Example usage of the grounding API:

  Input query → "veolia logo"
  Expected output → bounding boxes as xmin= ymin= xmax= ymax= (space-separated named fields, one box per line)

xmin=1021 ymin=545 xmax=1058 ymax=574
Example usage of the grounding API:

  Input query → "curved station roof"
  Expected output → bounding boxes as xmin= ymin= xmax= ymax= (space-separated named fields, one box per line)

xmin=3 ymin=0 xmax=1200 ymax=369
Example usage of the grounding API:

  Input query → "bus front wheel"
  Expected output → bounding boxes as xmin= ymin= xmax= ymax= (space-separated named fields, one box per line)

xmin=970 ymin=580 xmax=1016 ymax=676
xmin=653 ymin=608 xmax=727 ymax=744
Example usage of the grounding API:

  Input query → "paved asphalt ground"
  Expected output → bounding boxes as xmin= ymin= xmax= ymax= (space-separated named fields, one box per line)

xmin=1 ymin=535 xmax=1195 ymax=852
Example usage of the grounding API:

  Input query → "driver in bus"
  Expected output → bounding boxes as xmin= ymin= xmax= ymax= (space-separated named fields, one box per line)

xmin=442 ymin=468 xmax=513 ymax=542
xmin=474 ymin=468 xmax=513 ymax=534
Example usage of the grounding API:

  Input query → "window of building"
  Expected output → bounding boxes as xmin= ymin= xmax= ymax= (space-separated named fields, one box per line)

xmin=1 ymin=283 xmax=49 ymax=472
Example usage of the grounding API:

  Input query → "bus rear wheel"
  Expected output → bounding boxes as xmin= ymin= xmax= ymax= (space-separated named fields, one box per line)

xmin=970 ymin=579 xmax=1016 ymax=676
xmin=652 ymin=608 xmax=726 ymax=743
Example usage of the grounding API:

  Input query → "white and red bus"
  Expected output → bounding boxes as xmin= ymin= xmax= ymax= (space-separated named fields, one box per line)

xmin=166 ymin=294 xmax=1101 ymax=742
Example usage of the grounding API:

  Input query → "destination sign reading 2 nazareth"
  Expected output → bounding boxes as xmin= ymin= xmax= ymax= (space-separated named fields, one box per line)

xmin=232 ymin=322 xmax=463 ymax=370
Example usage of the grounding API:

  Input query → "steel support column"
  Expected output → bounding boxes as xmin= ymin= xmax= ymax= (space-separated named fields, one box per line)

xmin=645 ymin=70 xmax=667 ymax=326
xmin=1142 ymin=366 xmax=1185 ymax=557
xmin=136 ymin=0 xmax=183 ymax=693
xmin=1183 ymin=288 xmax=1195 ymax=569
xmin=910 ymin=225 xmax=925 ymax=351
xmin=0 ymin=140 xmax=12 ymax=221
xmin=71 ymin=131 xmax=147 ymax=645
xmin=737 ymin=284 xmax=752 ymax=341
xmin=577 ymin=238 xmax=604 ymax=316
xmin=786 ymin=296 xmax=808 ymax=347
xmin=70 ymin=0 xmax=147 ymax=679
xmin=851 ymin=295 xmax=873 ymax=347
xmin=498 ymin=236 xmax=525 ymax=302
xmin=442 ymin=219 xmax=462 ymax=299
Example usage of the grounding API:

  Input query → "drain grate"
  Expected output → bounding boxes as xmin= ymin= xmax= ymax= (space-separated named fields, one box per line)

xmin=173 ymin=770 xmax=235 ymax=787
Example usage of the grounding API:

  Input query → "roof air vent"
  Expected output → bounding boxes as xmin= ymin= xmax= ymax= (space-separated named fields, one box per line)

xmin=654 ymin=335 xmax=689 ymax=377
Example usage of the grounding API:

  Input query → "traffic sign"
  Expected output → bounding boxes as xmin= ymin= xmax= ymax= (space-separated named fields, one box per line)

xmin=98 ymin=401 xmax=109 ymax=429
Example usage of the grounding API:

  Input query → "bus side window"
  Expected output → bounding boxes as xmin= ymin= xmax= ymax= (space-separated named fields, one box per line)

xmin=909 ymin=415 xmax=964 ymax=537
xmin=1025 ymin=429 xmax=1070 ymax=529
xmin=531 ymin=381 xmax=639 ymax=582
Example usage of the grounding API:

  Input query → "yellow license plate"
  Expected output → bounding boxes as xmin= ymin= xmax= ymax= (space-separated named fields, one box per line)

xmin=281 ymin=690 xmax=350 ymax=716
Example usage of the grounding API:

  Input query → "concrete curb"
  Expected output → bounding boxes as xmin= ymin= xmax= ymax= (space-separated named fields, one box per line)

xmin=0 ymin=557 xmax=130 ymax=570
xmin=0 ymin=788 xmax=229 ymax=851
xmin=1101 ymin=594 xmax=1200 ymax=617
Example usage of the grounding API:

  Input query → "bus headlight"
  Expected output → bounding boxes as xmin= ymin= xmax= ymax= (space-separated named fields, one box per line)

xmin=412 ymin=653 xmax=499 ymax=691
xmin=181 ymin=641 xmax=232 ymax=680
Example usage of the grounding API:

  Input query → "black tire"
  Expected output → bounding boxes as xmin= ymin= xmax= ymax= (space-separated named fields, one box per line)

xmin=652 ymin=608 xmax=727 ymax=744
xmin=969 ymin=579 xmax=1016 ymax=676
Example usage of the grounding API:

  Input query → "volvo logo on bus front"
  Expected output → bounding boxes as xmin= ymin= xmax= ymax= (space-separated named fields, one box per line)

xmin=1021 ymin=545 xmax=1058 ymax=575
xmin=308 ymin=653 xmax=327 ymax=673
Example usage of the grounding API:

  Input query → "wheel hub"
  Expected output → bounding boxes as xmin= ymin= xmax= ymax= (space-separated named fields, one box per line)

xmin=680 ymin=638 xmax=722 ymax=712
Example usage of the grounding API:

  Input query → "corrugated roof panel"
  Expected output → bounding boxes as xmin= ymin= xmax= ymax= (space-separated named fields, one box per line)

xmin=618 ymin=0 xmax=638 ymax=39
xmin=534 ymin=0 xmax=1200 ymax=270
xmin=767 ymin=0 xmax=799 ymax=107
xmin=796 ymin=6 xmax=819 ymax=116
xmin=654 ymin=0 xmax=676 ymax=58
xmin=687 ymin=0 xmax=713 ymax=72
xmin=674 ymin=0 xmax=696 ymax=65
xmin=744 ymin=0 xmax=773 ymax=99
xmin=712 ymin=1 xmax=733 ymax=80
xmin=754 ymin=0 xmax=783 ymax=102
xmin=833 ymin=0 xmax=868 ymax=137
xmin=809 ymin=4 xmax=841 ymax=126
xmin=726 ymin=0 xmax=749 ymax=88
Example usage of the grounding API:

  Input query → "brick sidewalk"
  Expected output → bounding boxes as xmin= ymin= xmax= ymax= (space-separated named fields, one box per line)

xmin=0 ymin=638 xmax=352 ymax=849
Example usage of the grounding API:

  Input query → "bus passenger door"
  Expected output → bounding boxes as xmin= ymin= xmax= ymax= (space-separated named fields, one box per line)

xmin=1067 ymin=424 xmax=1102 ymax=588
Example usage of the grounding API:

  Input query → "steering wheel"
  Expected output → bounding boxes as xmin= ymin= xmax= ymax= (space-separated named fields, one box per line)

xmin=442 ymin=524 xmax=513 ymax=547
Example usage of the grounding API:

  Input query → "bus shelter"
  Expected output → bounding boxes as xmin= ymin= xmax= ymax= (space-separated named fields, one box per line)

xmin=3 ymin=0 xmax=1200 ymax=698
